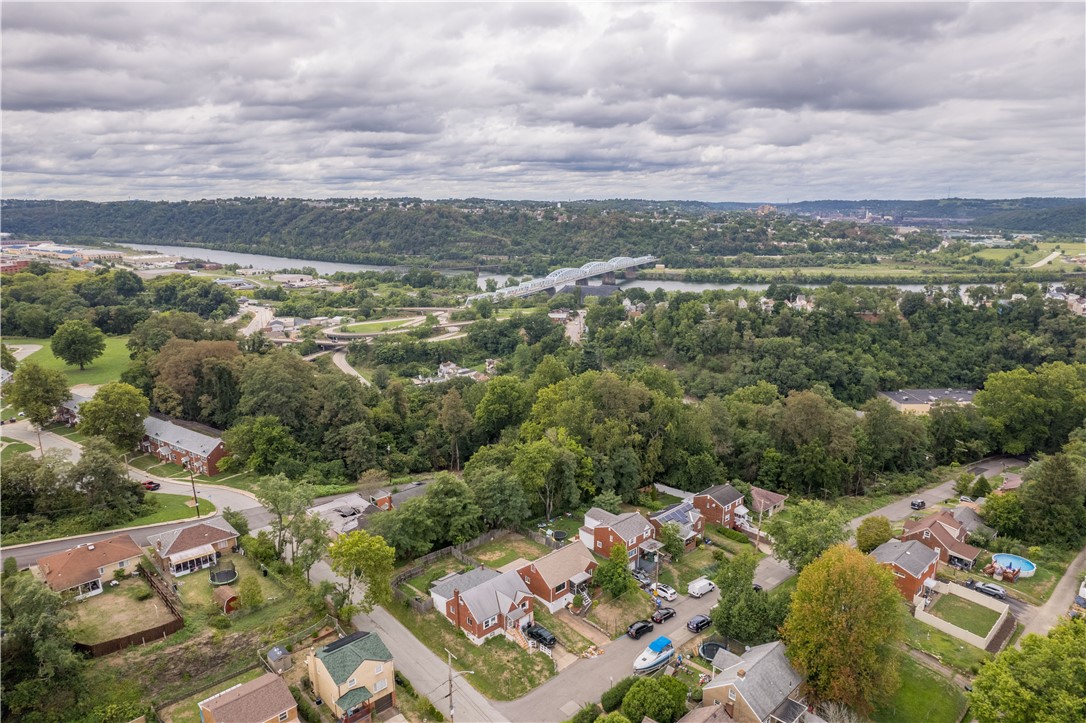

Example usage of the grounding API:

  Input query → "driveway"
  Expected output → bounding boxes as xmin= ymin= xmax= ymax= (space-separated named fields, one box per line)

xmin=1018 ymin=543 xmax=1086 ymax=641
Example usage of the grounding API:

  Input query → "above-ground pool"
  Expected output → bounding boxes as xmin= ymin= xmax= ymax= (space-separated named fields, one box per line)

xmin=991 ymin=553 xmax=1036 ymax=578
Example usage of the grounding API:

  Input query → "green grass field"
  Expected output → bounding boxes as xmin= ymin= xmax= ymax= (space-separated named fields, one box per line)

xmin=1 ymin=335 xmax=132 ymax=386
xmin=872 ymin=656 xmax=968 ymax=723
xmin=929 ymin=594 xmax=1000 ymax=637
xmin=1 ymin=436 xmax=34 ymax=462
xmin=339 ymin=318 xmax=414 ymax=333
xmin=129 ymin=493 xmax=216 ymax=526
xmin=903 ymin=613 xmax=992 ymax=674
xmin=1 ymin=494 xmax=214 ymax=545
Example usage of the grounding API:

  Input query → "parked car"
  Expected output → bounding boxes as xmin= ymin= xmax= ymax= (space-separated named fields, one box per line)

xmin=910 ymin=499 xmax=926 ymax=510
xmin=688 ymin=577 xmax=716 ymax=598
xmin=752 ymin=583 xmax=763 ymax=592
xmin=651 ymin=607 xmax=676 ymax=624
xmin=627 ymin=620 xmax=655 ymax=639
xmin=632 ymin=569 xmax=651 ymax=587
xmin=524 ymin=624 xmax=557 ymax=648
xmin=687 ymin=615 xmax=712 ymax=633
xmin=975 ymin=582 xmax=1006 ymax=600
xmin=650 ymin=583 xmax=677 ymax=601
xmin=960 ymin=496 xmax=974 ymax=503
xmin=142 ymin=480 xmax=161 ymax=491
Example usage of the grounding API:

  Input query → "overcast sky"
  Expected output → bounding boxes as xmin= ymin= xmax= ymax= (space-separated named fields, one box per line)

xmin=2 ymin=2 xmax=1083 ymax=202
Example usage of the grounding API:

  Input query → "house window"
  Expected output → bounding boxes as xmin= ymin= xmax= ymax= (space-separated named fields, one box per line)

xmin=98 ymin=567 xmax=105 ymax=575
xmin=553 ymin=582 xmax=566 ymax=594
xmin=483 ymin=615 xmax=498 ymax=629
xmin=348 ymin=677 xmax=356 ymax=689
xmin=596 ymin=541 xmax=602 ymax=548
xmin=279 ymin=712 xmax=288 ymax=722
xmin=923 ymin=530 xmax=930 ymax=539
xmin=375 ymin=679 xmax=388 ymax=692
xmin=375 ymin=663 xmax=383 ymax=674
xmin=728 ymin=689 xmax=737 ymax=701
xmin=118 ymin=560 xmax=127 ymax=568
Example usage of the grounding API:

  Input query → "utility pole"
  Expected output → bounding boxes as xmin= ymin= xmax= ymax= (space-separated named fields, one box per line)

xmin=444 ymin=648 xmax=474 ymax=723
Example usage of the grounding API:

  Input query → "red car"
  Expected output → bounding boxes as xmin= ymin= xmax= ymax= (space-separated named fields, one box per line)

xmin=142 ymin=480 xmax=161 ymax=491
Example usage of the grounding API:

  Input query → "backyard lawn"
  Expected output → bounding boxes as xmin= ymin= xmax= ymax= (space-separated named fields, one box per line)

xmin=532 ymin=607 xmax=595 ymax=655
xmin=929 ymin=594 xmax=1001 ymax=638
xmin=903 ymin=613 xmax=992 ymax=675
xmin=872 ymin=657 xmax=968 ymax=723
xmin=587 ymin=586 xmax=657 ymax=639
xmin=940 ymin=546 xmax=1075 ymax=606
xmin=401 ymin=556 xmax=475 ymax=597
xmin=470 ymin=534 xmax=551 ymax=569
xmin=666 ymin=545 xmax=723 ymax=589
xmin=68 ymin=578 xmax=178 ymax=645
xmin=176 ymin=550 xmax=287 ymax=632
xmin=2 ymin=335 xmax=132 ymax=386
xmin=385 ymin=604 xmax=555 ymax=700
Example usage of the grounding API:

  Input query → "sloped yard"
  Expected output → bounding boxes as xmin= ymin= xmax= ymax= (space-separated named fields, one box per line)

xmin=470 ymin=534 xmax=552 ymax=568
xmin=68 ymin=578 xmax=178 ymax=645
xmin=872 ymin=656 xmax=967 ymax=723
xmin=587 ymin=586 xmax=656 ymax=639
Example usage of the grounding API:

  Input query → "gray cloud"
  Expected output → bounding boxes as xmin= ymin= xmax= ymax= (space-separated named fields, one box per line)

xmin=1 ymin=2 xmax=1082 ymax=202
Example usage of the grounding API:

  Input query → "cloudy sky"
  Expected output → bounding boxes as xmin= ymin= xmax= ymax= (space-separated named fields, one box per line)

xmin=2 ymin=2 xmax=1083 ymax=202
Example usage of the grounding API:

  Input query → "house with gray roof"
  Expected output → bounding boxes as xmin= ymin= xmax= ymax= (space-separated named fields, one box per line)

xmin=579 ymin=507 xmax=656 ymax=569
xmin=55 ymin=392 xmax=91 ymax=425
xmin=878 ymin=388 xmax=976 ymax=414
xmin=309 ymin=493 xmax=376 ymax=536
xmin=432 ymin=567 xmax=535 ymax=646
xmin=649 ymin=500 xmax=704 ymax=550
xmin=147 ymin=516 xmax=239 ymax=577
xmin=870 ymin=538 xmax=939 ymax=601
xmin=307 ymin=630 xmax=396 ymax=722
xmin=198 ymin=671 xmax=298 ymax=723
xmin=692 ymin=483 xmax=746 ymax=529
xmin=702 ymin=641 xmax=814 ymax=723
xmin=951 ymin=506 xmax=996 ymax=540
xmin=140 ymin=414 xmax=227 ymax=476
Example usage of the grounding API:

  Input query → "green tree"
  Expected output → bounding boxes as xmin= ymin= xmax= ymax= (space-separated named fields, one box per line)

xmin=975 ymin=363 xmax=1086 ymax=455
xmin=438 ymin=388 xmax=473 ymax=471
xmin=238 ymin=575 xmax=264 ymax=610
xmin=954 ymin=471 xmax=975 ymax=497
xmin=255 ymin=474 xmax=313 ymax=555
xmin=369 ymin=498 xmax=438 ymax=559
xmin=971 ymin=475 xmax=992 ymax=499
xmin=76 ymin=382 xmax=149 ymax=451
xmin=67 ymin=437 xmax=146 ymax=524
xmin=1020 ymin=454 xmax=1086 ymax=547
xmin=595 ymin=542 xmax=634 ymax=597
xmin=763 ymin=499 xmax=850 ymax=571
xmin=221 ymin=507 xmax=250 ymax=538
xmin=620 ymin=677 xmax=685 ymax=723
xmin=224 ymin=416 xmax=298 ymax=474
xmin=0 ymin=574 xmax=85 ymax=719
xmin=782 ymin=544 xmax=904 ymax=714
xmin=473 ymin=375 xmax=528 ymax=442
xmin=289 ymin=513 xmax=332 ymax=582
xmin=422 ymin=473 xmax=483 ymax=545
xmin=1 ymin=343 xmax=17 ymax=372
xmin=855 ymin=516 xmax=893 ymax=554
xmin=591 ymin=489 xmax=623 ymax=515
xmin=981 ymin=492 xmax=1025 ymax=538
xmin=711 ymin=550 xmax=787 ymax=645
xmin=327 ymin=530 xmax=396 ymax=613
xmin=50 ymin=319 xmax=106 ymax=370
xmin=5 ymin=361 xmax=70 ymax=453
xmin=596 ymin=714 xmax=632 ymax=723
xmin=969 ymin=618 xmax=1086 ymax=723
xmin=658 ymin=521 xmax=685 ymax=560
xmin=468 ymin=466 xmax=533 ymax=530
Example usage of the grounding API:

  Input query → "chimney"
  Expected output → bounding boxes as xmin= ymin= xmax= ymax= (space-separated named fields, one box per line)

xmin=156 ymin=540 xmax=163 ymax=551
xmin=737 ymin=669 xmax=746 ymax=678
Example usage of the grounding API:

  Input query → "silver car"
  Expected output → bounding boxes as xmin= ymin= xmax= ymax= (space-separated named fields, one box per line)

xmin=975 ymin=582 xmax=1006 ymax=599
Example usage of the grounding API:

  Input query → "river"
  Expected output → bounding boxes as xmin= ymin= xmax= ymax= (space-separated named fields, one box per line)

xmin=115 ymin=242 xmax=967 ymax=295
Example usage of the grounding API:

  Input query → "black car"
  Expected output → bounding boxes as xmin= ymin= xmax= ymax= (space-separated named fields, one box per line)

xmin=524 ymin=623 xmax=557 ymax=648
xmin=910 ymin=500 xmax=926 ymax=510
xmin=686 ymin=615 xmax=712 ymax=633
xmin=627 ymin=620 xmax=655 ymax=639
xmin=651 ymin=607 xmax=676 ymax=624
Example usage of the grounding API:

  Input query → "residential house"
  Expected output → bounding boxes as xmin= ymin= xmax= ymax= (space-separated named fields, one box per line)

xmin=430 ymin=567 xmax=535 ymax=646
xmin=877 ymin=389 xmax=976 ymax=414
xmin=702 ymin=641 xmax=813 ymax=723
xmin=309 ymin=493 xmax=376 ymax=536
xmin=579 ymin=507 xmax=657 ymax=568
xmin=517 ymin=542 xmax=597 ymax=612
xmin=55 ymin=392 xmax=91 ymax=425
xmin=0 ymin=367 xmax=12 ymax=385
xmin=749 ymin=486 xmax=788 ymax=519
xmin=369 ymin=490 xmax=393 ymax=511
xmin=140 ymin=414 xmax=228 ymax=476
xmin=146 ymin=517 xmax=240 ymax=576
xmin=36 ymin=534 xmax=143 ymax=600
xmin=900 ymin=511 xmax=981 ymax=568
xmin=198 ymin=672 xmax=298 ymax=723
xmin=308 ymin=630 xmax=396 ymax=723
xmin=649 ymin=501 xmax=705 ymax=550
xmin=951 ymin=506 xmax=996 ymax=540
xmin=691 ymin=484 xmax=745 ymax=530
xmin=869 ymin=539 xmax=940 ymax=601
xmin=995 ymin=473 xmax=1024 ymax=495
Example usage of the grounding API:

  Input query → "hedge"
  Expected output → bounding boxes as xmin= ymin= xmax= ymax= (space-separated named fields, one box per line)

xmin=601 ymin=676 xmax=639 ymax=712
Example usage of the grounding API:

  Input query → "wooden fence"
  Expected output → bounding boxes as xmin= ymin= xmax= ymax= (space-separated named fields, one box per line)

xmin=391 ymin=528 xmax=516 ymax=612
xmin=75 ymin=615 xmax=185 ymax=658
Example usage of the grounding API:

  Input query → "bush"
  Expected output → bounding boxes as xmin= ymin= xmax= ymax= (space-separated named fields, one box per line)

xmin=395 ymin=671 xmax=416 ymax=697
xmin=113 ymin=568 xmax=128 ymax=582
xmin=569 ymin=703 xmax=602 ymax=723
xmin=717 ymin=527 xmax=750 ymax=544
xmin=208 ymin=615 xmax=232 ymax=630
xmin=289 ymin=685 xmax=323 ymax=723
xmin=691 ymin=687 xmax=703 ymax=703
xmin=133 ymin=587 xmax=153 ymax=601
xmin=601 ymin=676 xmax=638 ymax=712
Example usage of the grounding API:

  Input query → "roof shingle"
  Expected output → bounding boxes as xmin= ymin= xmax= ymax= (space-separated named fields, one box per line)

xmin=314 ymin=631 xmax=393 ymax=686
xmin=199 ymin=672 xmax=296 ymax=722
xmin=37 ymin=534 xmax=142 ymax=592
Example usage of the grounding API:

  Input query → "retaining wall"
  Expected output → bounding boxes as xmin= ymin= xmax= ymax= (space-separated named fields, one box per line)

xmin=913 ymin=581 xmax=1009 ymax=650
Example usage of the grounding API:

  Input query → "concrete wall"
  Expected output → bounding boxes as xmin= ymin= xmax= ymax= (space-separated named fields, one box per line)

xmin=913 ymin=582 xmax=1009 ymax=650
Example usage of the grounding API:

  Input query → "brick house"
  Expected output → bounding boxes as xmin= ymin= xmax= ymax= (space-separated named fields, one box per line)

xmin=140 ymin=415 xmax=228 ymax=476
xmin=901 ymin=511 xmax=981 ymax=568
xmin=308 ymin=630 xmax=395 ymax=723
xmin=869 ymin=539 xmax=940 ymax=601
xmin=146 ymin=517 xmax=239 ymax=576
xmin=701 ymin=641 xmax=810 ymax=723
xmin=648 ymin=501 xmax=704 ymax=550
xmin=691 ymin=484 xmax=745 ymax=529
xmin=517 ymin=542 xmax=597 ymax=612
xmin=36 ymin=534 xmax=143 ymax=600
xmin=430 ymin=568 xmax=535 ymax=646
xmin=198 ymin=672 xmax=298 ymax=723
xmin=55 ymin=392 xmax=91 ymax=425
xmin=579 ymin=508 xmax=656 ymax=568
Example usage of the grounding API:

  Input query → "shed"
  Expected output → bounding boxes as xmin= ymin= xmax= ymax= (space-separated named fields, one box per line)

xmin=267 ymin=645 xmax=293 ymax=674
xmin=213 ymin=585 xmax=239 ymax=614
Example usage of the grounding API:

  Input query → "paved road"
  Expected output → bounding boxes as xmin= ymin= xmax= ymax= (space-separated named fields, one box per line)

xmin=240 ymin=303 xmax=275 ymax=336
xmin=1 ymin=419 xmax=84 ymax=459
xmin=1018 ymin=543 xmax=1086 ymax=641
xmin=1030 ymin=250 xmax=1063 ymax=268
xmin=332 ymin=350 xmax=372 ymax=386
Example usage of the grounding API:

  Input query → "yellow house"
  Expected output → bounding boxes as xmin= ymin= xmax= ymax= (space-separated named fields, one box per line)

xmin=307 ymin=630 xmax=395 ymax=723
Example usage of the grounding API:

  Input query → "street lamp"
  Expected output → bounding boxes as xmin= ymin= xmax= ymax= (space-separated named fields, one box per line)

xmin=183 ymin=462 xmax=201 ymax=519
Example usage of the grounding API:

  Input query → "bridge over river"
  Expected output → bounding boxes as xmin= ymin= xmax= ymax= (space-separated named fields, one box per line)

xmin=467 ymin=255 xmax=657 ymax=303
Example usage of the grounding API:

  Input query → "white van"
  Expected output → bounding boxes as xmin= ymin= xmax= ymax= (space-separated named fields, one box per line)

xmin=687 ymin=577 xmax=716 ymax=598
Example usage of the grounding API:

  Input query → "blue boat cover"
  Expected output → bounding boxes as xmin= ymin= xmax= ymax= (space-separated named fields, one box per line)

xmin=648 ymin=636 xmax=672 ymax=652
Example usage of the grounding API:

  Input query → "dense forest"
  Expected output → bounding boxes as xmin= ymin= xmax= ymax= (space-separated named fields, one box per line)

xmin=8 ymin=196 xmax=1079 ymax=273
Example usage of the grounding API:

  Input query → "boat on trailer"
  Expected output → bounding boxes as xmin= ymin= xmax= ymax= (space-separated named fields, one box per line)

xmin=633 ymin=636 xmax=674 ymax=674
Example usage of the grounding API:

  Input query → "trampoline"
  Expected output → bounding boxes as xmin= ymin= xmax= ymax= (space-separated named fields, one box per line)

xmin=209 ymin=561 xmax=238 ymax=586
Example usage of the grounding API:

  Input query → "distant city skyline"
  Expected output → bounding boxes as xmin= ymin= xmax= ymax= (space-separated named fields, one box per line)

xmin=2 ymin=2 xmax=1083 ymax=202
